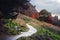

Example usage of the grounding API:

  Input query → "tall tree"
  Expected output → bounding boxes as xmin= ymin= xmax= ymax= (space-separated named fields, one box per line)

xmin=39 ymin=9 xmax=51 ymax=22
xmin=0 ymin=0 xmax=30 ymax=18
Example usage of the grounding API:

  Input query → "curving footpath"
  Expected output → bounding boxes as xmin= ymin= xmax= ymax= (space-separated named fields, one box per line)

xmin=1 ymin=24 xmax=37 ymax=40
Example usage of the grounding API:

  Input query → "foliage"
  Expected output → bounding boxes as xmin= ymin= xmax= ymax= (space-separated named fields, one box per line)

xmin=0 ymin=19 xmax=27 ymax=35
xmin=39 ymin=9 xmax=51 ymax=22
xmin=0 ymin=0 xmax=30 ymax=19
xmin=39 ymin=9 xmax=51 ymax=16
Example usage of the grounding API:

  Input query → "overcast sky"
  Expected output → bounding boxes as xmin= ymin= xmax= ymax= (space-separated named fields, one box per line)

xmin=30 ymin=0 xmax=60 ymax=18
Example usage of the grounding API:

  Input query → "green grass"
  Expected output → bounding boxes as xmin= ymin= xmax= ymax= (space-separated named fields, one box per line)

xmin=29 ymin=24 xmax=60 ymax=40
xmin=2 ymin=19 xmax=28 ymax=35
xmin=18 ymin=24 xmax=60 ymax=40
xmin=3 ymin=14 xmax=59 ymax=40
xmin=17 ymin=14 xmax=60 ymax=40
